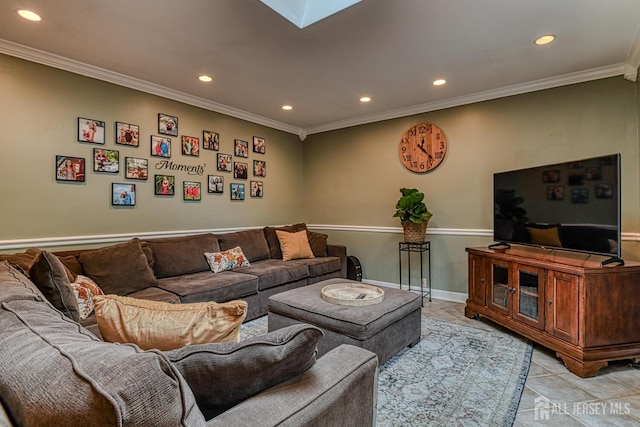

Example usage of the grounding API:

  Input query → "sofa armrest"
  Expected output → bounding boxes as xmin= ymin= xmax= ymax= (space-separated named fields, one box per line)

xmin=327 ymin=244 xmax=347 ymax=278
xmin=207 ymin=344 xmax=378 ymax=427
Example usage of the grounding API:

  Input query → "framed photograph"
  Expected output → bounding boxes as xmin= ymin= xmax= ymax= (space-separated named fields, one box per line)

xmin=595 ymin=184 xmax=614 ymax=199
xmin=115 ymin=122 xmax=139 ymax=147
xmin=568 ymin=171 xmax=584 ymax=186
xmin=253 ymin=160 xmax=266 ymax=177
xmin=599 ymin=155 xmax=617 ymax=166
xmin=203 ymin=130 xmax=219 ymax=151
xmin=568 ymin=161 xmax=583 ymax=169
xmin=55 ymin=156 xmax=85 ymax=182
xmin=151 ymin=135 xmax=171 ymax=158
xmin=217 ymin=153 xmax=232 ymax=172
xmin=125 ymin=157 xmax=148 ymax=180
xmin=253 ymin=136 xmax=266 ymax=154
xmin=250 ymin=181 xmax=263 ymax=197
xmin=112 ymin=183 xmax=136 ymax=206
xmin=78 ymin=117 xmax=105 ymax=144
xmin=547 ymin=186 xmax=564 ymax=200
xmin=234 ymin=139 xmax=249 ymax=157
xmin=230 ymin=183 xmax=245 ymax=200
xmin=155 ymin=174 xmax=175 ymax=196
xmin=183 ymin=181 xmax=201 ymax=201
xmin=571 ymin=188 xmax=589 ymax=204
xmin=234 ymin=161 xmax=248 ymax=179
xmin=93 ymin=148 xmax=119 ymax=173
xmin=542 ymin=170 xmax=560 ymax=183
xmin=181 ymin=135 xmax=200 ymax=156
xmin=158 ymin=113 xmax=178 ymax=136
xmin=208 ymin=175 xmax=224 ymax=193
xmin=585 ymin=167 xmax=602 ymax=180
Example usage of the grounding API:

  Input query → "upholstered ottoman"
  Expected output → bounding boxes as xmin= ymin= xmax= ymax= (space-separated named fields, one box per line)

xmin=268 ymin=278 xmax=422 ymax=364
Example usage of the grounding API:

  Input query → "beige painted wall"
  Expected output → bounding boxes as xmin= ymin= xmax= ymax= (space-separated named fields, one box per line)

xmin=303 ymin=77 xmax=640 ymax=294
xmin=0 ymin=54 xmax=304 ymax=242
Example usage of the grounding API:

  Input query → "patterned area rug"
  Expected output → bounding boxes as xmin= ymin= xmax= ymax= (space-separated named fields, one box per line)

xmin=241 ymin=315 xmax=531 ymax=427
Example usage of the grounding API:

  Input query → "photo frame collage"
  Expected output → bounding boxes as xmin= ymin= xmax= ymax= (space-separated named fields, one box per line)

xmin=57 ymin=115 xmax=267 ymax=205
xmin=543 ymin=156 xmax=616 ymax=204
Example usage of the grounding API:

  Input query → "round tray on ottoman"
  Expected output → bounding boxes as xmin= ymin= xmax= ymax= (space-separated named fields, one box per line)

xmin=321 ymin=283 xmax=384 ymax=306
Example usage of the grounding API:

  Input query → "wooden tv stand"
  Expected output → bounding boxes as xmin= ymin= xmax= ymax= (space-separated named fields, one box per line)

xmin=464 ymin=247 xmax=640 ymax=378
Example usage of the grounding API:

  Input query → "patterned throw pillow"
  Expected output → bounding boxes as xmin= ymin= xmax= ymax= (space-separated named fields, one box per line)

xmin=204 ymin=246 xmax=250 ymax=274
xmin=70 ymin=275 xmax=104 ymax=319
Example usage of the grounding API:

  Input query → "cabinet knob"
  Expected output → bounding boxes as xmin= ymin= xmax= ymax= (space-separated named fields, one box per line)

xmin=547 ymin=300 xmax=553 ymax=305
xmin=480 ymin=279 xmax=485 ymax=283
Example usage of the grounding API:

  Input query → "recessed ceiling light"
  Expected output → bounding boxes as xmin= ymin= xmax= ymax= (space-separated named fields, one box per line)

xmin=360 ymin=96 xmax=371 ymax=103
xmin=433 ymin=79 xmax=446 ymax=86
xmin=17 ymin=9 xmax=41 ymax=21
xmin=282 ymin=105 xmax=293 ymax=111
xmin=534 ymin=34 xmax=556 ymax=46
xmin=198 ymin=75 xmax=213 ymax=82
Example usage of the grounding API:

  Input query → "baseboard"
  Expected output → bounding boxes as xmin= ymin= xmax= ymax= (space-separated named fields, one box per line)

xmin=362 ymin=279 xmax=468 ymax=303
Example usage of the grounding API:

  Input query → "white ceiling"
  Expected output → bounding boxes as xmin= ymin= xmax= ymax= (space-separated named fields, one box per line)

xmin=1 ymin=0 xmax=639 ymax=139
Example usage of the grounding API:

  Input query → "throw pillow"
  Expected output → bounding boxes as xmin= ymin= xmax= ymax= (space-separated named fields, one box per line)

xmin=93 ymin=295 xmax=248 ymax=351
xmin=276 ymin=229 xmax=315 ymax=261
xmin=78 ymin=238 xmax=158 ymax=295
xmin=204 ymin=246 xmax=250 ymax=273
xmin=307 ymin=231 xmax=329 ymax=257
xmin=28 ymin=250 xmax=80 ymax=321
xmin=527 ymin=225 xmax=562 ymax=247
xmin=263 ymin=223 xmax=308 ymax=259
xmin=165 ymin=323 xmax=322 ymax=418
xmin=69 ymin=275 xmax=104 ymax=319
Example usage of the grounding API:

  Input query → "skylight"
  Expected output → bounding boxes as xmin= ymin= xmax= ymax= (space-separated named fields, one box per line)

xmin=260 ymin=0 xmax=361 ymax=29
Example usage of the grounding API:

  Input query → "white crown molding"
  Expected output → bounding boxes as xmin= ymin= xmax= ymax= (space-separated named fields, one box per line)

xmin=304 ymin=64 xmax=630 ymax=135
xmin=0 ymin=38 xmax=634 ymax=139
xmin=0 ymin=39 xmax=302 ymax=136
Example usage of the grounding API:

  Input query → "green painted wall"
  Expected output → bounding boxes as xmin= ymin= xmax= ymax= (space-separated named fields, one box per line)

xmin=2 ymin=53 xmax=639 ymax=296
xmin=0 ymin=54 xmax=304 ymax=241
xmin=303 ymin=77 xmax=640 ymax=294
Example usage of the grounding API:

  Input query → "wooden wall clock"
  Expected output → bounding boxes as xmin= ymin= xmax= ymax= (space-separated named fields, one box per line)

xmin=398 ymin=123 xmax=447 ymax=173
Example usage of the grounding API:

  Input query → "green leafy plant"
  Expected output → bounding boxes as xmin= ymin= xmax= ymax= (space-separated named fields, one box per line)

xmin=393 ymin=188 xmax=433 ymax=225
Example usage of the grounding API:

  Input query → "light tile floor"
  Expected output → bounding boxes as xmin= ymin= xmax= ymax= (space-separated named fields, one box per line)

xmin=421 ymin=299 xmax=640 ymax=426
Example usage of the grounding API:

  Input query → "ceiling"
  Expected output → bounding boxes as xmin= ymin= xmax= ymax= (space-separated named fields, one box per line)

xmin=1 ymin=0 xmax=639 ymax=139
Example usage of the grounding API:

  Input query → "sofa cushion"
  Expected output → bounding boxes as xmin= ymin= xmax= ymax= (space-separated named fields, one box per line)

xmin=0 ymin=248 xmax=41 ymax=276
xmin=94 ymin=295 xmax=248 ymax=351
xmin=308 ymin=231 xmax=329 ymax=257
xmin=276 ymin=229 xmax=315 ymax=261
xmin=57 ymin=255 xmax=83 ymax=280
xmin=165 ymin=323 xmax=322 ymax=418
xmin=217 ymin=228 xmax=271 ymax=262
xmin=0 ymin=261 xmax=44 ymax=304
xmin=157 ymin=271 xmax=259 ymax=303
xmin=78 ymin=238 xmax=158 ymax=295
xmin=127 ymin=286 xmax=182 ymax=303
xmin=204 ymin=246 xmax=250 ymax=273
xmin=28 ymin=250 xmax=80 ymax=321
xmin=144 ymin=233 xmax=220 ymax=279
xmin=264 ymin=223 xmax=307 ymax=259
xmin=0 ymin=299 xmax=206 ymax=426
xmin=291 ymin=256 xmax=342 ymax=278
xmin=235 ymin=259 xmax=309 ymax=291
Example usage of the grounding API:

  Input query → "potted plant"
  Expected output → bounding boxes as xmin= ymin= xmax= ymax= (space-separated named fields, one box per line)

xmin=393 ymin=187 xmax=433 ymax=243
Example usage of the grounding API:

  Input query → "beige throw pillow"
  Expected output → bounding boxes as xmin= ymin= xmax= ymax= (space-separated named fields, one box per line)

xmin=93 ymin=295 xmax=247 ymax=351
xmin=275 ymin=229 xmax=315 ymax=261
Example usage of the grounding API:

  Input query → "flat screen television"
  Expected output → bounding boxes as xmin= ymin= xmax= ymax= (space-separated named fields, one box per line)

xmin=493 ymin=153 xmax=622 ymax=264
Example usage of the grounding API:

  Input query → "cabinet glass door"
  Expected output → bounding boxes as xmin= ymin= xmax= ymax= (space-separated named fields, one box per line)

xmin=514 ymin=264 xmax=545 ymax=329
xmin=490 ymin=263 xmax=510 ymax=311
xmin=518 ymin=270 xmax=539 ymax=320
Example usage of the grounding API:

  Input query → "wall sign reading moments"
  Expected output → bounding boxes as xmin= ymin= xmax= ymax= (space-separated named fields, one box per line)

xmin=155 ymin=160 xmax=206 ymax=176
xmin=398 ymin=123 xmax=447 ymax=173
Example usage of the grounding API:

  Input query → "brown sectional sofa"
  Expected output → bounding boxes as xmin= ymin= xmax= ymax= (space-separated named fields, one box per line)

xmin=0 ymin=260 xmax=379 ymax=426
xmin=36 ymin=224 xmax=347 ymax=329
